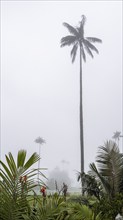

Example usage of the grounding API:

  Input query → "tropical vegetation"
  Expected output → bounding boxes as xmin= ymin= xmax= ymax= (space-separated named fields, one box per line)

xmin=1 ymin=140 xmax=123 ymax=219
xmin=78 ymin=140 xmax=123 ymax=219
xmin=0 ymin=150 xmax=42 ymax=220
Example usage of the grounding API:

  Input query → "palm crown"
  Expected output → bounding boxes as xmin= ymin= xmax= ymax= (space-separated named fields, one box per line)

xmin=61 ymin=15 xmax=102 ymax=63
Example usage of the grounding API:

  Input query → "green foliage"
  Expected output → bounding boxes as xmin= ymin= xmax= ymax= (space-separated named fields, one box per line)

xmin=22 ymin=193 xmax=101 ymax=220
xmin=1 ymin=142 xmax=123 ymax=220
xmin=58 ymin=202 xmax=101 ymax=220
xmin=22 ymin=193 xmax=66 ymax=220
xmin=0 ymin=150 xmax=44 ymax=220
xmin=77 ymin=172 xmax=102 ymax=200
xmin=90 ymin=141 xmax=123 ymax=198
xmin=88 ymin=141 xmax=123 ymax=219
xmin=93 ymin=193 xmax=123 ymax=220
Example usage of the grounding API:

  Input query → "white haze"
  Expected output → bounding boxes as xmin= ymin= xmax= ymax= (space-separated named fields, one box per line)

xmin=1 ymin=1 xmax=122 ymax=186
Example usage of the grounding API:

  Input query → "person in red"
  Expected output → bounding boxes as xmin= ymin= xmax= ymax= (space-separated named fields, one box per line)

xmin=40 ymin=186 xmax=46 ymax=198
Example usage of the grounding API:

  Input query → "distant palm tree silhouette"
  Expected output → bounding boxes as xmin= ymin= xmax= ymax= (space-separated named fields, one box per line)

xmin=60 ymin=15 xmax=102 ymax=174
xmin=34 ymin=136 xmax=45 ymax=183
xmin=112 ymin=131 xmax=123 ymax=149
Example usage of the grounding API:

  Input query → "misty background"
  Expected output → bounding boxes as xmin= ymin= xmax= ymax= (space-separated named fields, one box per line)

xmin=1 ymin=1 xmax=122 ymax=187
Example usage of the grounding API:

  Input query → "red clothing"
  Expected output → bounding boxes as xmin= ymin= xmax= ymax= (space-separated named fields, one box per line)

xmin=40 ymin=187 xmax=46 ymax=197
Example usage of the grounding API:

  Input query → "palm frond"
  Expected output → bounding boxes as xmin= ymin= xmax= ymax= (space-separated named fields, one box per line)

xmin=17 ymin=150 xmax=26 ymax=168
xmin=60 ymin=35 xmax=77 ymax=47
xmin=90 ymin=141 xmax=123 ymax=198
xmin=65 ymin=203 xmax=94 ymax=220
xmin=86 ymin=37 xmax=102 ymax=43
xmin=89 ymin=162 xmax=111 ymax=195
xmin=84 ymin=43 xmax=94 ymax=58
xmin=81 ymin=45 xmax=86 ymax=62
xmin=71 ymin=43 xmax=78 ymax=63
xmin=77 ymin=171 xmax=82 ymax=182
xmin=5 ymin=154 xmax=16 ymax=176
xmin=8 ymin=152 xmax=17 ymax=172
xmin=63 ymin=22 xmax=78 ymax=36
xmin=97 ymin=141 xmax=121 ymax=173
xmin=96 ymin=141 xmax=123 ymax=195
xmin=24 ymin=152 xmax=40 ymax=170
xmin=0 ymin=150 xmax=43 ymax=220
xmin=0 ymin=160 xmax=13 ymax=180
xmin=84 ymin=39 xmax=99 ymax=54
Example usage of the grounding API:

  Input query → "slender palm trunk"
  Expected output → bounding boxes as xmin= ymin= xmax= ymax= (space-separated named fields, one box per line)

xmin=79 ymin=46 xmax=84 ymax=174
xmin=38 ymin=144 xmax=41 ymax=183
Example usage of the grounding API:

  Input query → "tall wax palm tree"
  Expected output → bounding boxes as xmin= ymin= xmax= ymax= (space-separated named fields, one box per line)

xmin=60 ymin=15 xmax=102 ymax=174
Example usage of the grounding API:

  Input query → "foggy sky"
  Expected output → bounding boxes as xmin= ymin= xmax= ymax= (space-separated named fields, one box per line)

xmin=1 ymin=1 xmax=122 ymax=186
